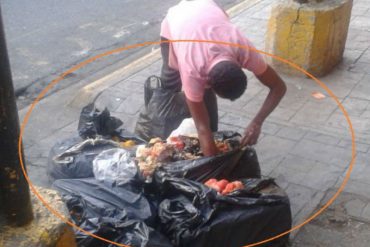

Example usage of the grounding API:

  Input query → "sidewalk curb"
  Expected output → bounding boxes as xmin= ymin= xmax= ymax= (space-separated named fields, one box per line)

xmin=68 ymin=0 xmax=263 ymax=109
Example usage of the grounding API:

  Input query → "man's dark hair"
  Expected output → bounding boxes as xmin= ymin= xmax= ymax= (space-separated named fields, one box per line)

xmin=209 ymin=61 xmax=247 ymax=101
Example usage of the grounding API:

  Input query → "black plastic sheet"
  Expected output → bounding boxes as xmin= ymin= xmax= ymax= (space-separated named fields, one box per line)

xmin=53 ymin=178 xmax=173 ymax=247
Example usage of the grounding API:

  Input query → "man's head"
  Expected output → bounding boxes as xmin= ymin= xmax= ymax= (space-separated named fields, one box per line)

xmin=209 ymin=61 xmax=247 ymax=101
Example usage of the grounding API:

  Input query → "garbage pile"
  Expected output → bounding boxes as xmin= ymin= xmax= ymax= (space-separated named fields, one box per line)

xmin=48 ymin=104 xmax=292 ymax=247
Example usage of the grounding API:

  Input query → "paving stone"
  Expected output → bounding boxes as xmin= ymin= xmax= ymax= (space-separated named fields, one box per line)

xmin=272 ymin=157 xmax=343 ymax=192
xmin=276 ymin=127 xmax=307 ymax=141
xmin=358 ymin=48 xmax=370 ymax=64
xmin=219 ymin=113 xmax=251 ymax=129
xmin=361 ymin=108 xmax=370 ymax=120
xmin=270 ymin=165 xmax=307 ymax=187
xmin=349 ymin=61 xmax=370 ymax=75
xmin=285 ymin=183 xmax=319 ymax=218
xmin=320 ymin=78 xmax=359 ymax=99
xmin=328 ymin=111 xmax=370 ymax=140
xmin=115 ymin=93 xmax=144 ymax=115
xmin=269 ymin=106 xmax=298 ymax=122
xmin=345 ymin=28 xmax=370 ymax=51
xmin=289 ymin=98 xmax=338 ymax=127
xmin=339 ymin=179 xmax=370 ymax=200
xmin=95 ymin=89 xmax=127 ymax=112
xmin=292 ymin=190 xmax=325 ymax=230
xmin=338 ymin=139 xmax=370 ymax=153
xmin=361 ymin=203 xmax=370 ymax=221
xmin=344 ymin=199 xmax=367 ymax=219
xmin=350 ymin=75 xmax=370 ymax=100
xmin=256 ymin=135 xmax=297 ymax=175
xmin=325 ymin=112 xmax=354 ymax=133
xmin=272 ymin=174 xmax=289 ymax=190
xmin=336 ymin=97 xmax=369 ymax=117
xmin=217 ymin=123 xmax=241 ymax=134
xmin=115 ymin=78 xmax=144 ymax=94
xmin=261 ymin=121 xmax=281 ymax=135
xmin=342 ymin=152 xmax=370 ymax=185
xmin=273 ymin=81 xmax=309 ymax=111
xmin=278 ymin=154 xmax=316 ymax=173
xmin=350 ymin=15 xmax=370 ymax=31
xmin=242 ymin=93 xmax=268 ymax=116
xmin=304 ymin=131 xmax=341 ymax=145
xmin=292 ymin=222 xmax=364 ymax=247
xmin=27 ymin=163 xmax=50 ymax=187
xmin=290 ymin=139 xmax=352 ymax=169
xmin=126 ymin=72 xmax=152 ymax=84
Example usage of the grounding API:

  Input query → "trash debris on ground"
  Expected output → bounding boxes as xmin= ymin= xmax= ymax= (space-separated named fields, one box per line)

xmin=48 ymin=105 xmax=146 ymax=184
xmin=78 ymin=103 xmax=123 ymax=139
xmin=136 ymin=131 xmax=243 ymax=180
xmin=93 ymin=148 xmax=138 ymax=185
xmin=47 ymin=137 xmax=119 ymax=184
xmin=50 ymin=104 xmax=291 ymax=247
xmin=311 ymin=91 xmax=326 ymax=100
xmin=135 ymin=76 xmax=191 ymax=141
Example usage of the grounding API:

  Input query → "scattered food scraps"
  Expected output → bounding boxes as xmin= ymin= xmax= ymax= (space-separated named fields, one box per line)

xmin=311 ymin=91 xmax=326 ymax=100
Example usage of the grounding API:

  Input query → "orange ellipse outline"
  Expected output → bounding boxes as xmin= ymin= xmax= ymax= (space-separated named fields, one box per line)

xmin=18 ymin=39 xmax=356 ymax=247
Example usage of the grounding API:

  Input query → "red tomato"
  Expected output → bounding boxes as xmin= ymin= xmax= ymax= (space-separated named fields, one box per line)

xmin=204 ymin=178 xmax=217 ymax=187
xmin=208 ymin=183 xmax=221 ymax=192
xmin=217 ymin=179 xmax=229 ymax=192
xmin=222 ymin=183 xmax=236 ymax=195
xmin=232 ymin=181 xmax=244 ymax=190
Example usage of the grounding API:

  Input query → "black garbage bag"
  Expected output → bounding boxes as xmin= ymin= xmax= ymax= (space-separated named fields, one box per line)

xmin=53 ymin=178 xmax=173 ymax=247
xmin=134 ymin=76 xmax=190 ymax=141
xmin=47 ymin=136 xmax=119 ymax=184
xmin=157 ymin=177 xmax=291 ymax=247
xmin=78 ymin=103 xmax=123 ymax=139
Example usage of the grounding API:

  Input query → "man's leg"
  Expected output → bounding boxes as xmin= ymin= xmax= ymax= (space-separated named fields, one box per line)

xmin=160 ymin=37 xmax=182 ymax=91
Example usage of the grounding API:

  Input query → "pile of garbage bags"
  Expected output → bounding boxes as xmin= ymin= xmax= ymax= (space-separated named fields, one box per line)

xmin=48 ymin=104 xmax=292 ymax=247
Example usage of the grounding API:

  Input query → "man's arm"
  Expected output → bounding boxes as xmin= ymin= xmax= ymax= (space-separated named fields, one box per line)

xmin=241 ymin=65 xmax=287 ymax=146
xmin=186 ymin=99 xmax=218 ymax=156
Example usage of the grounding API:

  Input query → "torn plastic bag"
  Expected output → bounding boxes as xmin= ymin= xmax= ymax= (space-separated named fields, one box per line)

xmin=53 ymin=178 xmax=172 ymax=247
xmin=157 ymin=177 xmax=291 ymax=247
xmin=114 ymin=128 xmax=147 ymax=145
xmin=154 ymin=145 xmax=261 ymax=183
xmin=47 ymin=137 xmax=119 ymax=184
xmin=78 ymin=103 xmax=123 ymax=139
xmin=93 ymin=148 xmax=138 ymax=185
xmin=134 ymin=76 xmax=190 ymax=141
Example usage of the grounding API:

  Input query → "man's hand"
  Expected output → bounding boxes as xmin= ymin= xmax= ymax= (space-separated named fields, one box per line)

xmin=241 ymin=121 xmax=262 ymax=146
xmin=242 ymin=65 xmax=286 ymax=145
xmin=186 ymin=98 xmax=218 ymax=156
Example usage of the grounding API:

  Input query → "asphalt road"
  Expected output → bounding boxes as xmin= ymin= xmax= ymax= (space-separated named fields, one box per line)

xmin=1 ymin=0 xmax=242 ymax=109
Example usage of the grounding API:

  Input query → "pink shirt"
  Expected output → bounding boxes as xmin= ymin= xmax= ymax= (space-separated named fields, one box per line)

xmin=160 ymin=0 xmax=267 ymax=102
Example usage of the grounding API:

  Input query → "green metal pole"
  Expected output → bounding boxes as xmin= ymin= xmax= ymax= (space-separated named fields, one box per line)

xmin=0 ymin=4 xmax=33 ymax=226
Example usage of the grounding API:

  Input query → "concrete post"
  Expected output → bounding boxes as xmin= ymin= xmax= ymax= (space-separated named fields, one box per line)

xmin=266 ymin=0 xmax=353 ymax=77
xmin=0 ymin=4 xmax=33 ymax=226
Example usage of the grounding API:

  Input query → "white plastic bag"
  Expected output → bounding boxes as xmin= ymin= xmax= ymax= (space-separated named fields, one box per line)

xmin=168 ymin=118 xmax=198 ymax=140
xmin=93 ymin=148 xmax=137 ymax=184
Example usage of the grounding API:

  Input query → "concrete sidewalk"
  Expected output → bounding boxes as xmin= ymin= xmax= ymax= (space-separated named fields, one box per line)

xmin=20 ymin=0 xmax=370 ymax=245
